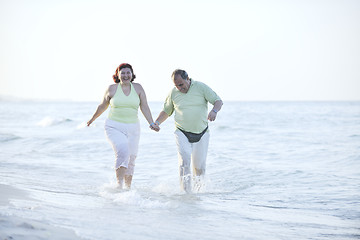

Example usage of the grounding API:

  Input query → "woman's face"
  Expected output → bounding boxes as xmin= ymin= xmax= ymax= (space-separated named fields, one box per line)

xmin=119 ymin=67 xmax=132 ymax=83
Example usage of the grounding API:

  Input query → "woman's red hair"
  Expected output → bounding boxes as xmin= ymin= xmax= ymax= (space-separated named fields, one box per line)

xmin=112 ymin=63 xmax=136 ymax=83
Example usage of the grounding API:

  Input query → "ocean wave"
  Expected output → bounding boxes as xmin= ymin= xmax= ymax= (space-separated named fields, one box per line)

xmin=37 ymin=117 xmax=72 ymax=127
xmin=0 ymin=133 xmax=21 ymax=142
xmin=349 ymin=134 xmax=360 ymax=138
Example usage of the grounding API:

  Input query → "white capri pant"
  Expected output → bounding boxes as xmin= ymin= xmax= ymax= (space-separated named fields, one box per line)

xmin=104 ymin=118 xmax=140 ymax=175
xmin=174 ymin=129 xmax=210 ymax=178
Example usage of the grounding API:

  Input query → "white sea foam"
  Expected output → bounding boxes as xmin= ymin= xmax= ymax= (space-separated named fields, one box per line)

xmin=99 ymin=182 xmax=172 ymax=209
xmin=76 ymin=121 xmax=88 ymax=129
xmin=151 ymin=182 xmax=179 ymax=195
xmin=37 ymin=116 xmax=72 ymax=127
xmin=37 ymin=116 xmax=55 ymax=127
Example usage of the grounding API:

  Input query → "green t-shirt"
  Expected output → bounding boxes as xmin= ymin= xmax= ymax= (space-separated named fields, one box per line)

xmin=163 ymin=79 xmax=221 ymax=133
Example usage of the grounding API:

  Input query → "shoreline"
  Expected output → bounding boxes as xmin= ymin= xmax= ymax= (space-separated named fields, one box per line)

xmin=0 ymin=184 xmax=29 ymax=206
xmin=0 ymin=184 xmax=87 ymax=240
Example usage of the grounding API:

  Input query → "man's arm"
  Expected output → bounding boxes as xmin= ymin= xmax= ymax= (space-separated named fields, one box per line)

xmin=208 ymin=100 xmax=223 ymax=121
xmin=155 ymin=111 xmax=170 ymax=127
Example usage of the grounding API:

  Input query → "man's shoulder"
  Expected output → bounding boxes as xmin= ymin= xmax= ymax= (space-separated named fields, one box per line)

xmin=192 ymin=79 xmax=206 ymax=85
xmin=165 ymin=87 xmax=177 ymax=100
xmin=169 ymin=86 xmax=177 ymax=95
xmin=191 ymin=80 xmax=210 ymax=90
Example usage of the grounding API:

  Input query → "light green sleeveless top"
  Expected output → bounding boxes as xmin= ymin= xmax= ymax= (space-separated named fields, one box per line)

xmin=108 ymin=83 xmax=140 ymax=123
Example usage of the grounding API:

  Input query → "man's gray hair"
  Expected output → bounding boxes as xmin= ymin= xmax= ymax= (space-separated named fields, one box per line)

xmin=171 ymin=69 xmax=188 ymax=80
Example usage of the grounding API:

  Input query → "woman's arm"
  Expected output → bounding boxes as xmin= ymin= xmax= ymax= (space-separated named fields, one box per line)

xmin=87 ymin=86 xmax=112 ymax=126
xmin=134 ymin=83 xmax=159 ymax=131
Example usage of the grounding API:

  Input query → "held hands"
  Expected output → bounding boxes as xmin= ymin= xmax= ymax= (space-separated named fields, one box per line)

xmin=149 ymin=121 xmax=160 ymax=132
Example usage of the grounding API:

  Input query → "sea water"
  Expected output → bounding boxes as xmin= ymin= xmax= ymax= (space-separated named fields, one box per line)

xmin=0 ymin=100 xmax=359 ymax=239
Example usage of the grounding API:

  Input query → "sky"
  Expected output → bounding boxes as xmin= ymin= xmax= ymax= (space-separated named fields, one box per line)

xmin=0 ymin=0 xmax=359 ymax=102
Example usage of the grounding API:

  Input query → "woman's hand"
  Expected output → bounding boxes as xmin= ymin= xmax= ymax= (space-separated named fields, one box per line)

xmin=87 ymin=119 xmax=94 ymax=126
xmin=149 ymin=122 xmax=160 ymax=132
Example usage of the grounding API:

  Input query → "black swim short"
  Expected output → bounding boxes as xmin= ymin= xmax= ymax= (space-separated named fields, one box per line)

xmin=177 ymin=126 xmax=208 ymax=143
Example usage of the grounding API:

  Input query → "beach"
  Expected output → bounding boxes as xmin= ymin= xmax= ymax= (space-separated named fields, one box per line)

xmin=0 ymin=184 xmax=86 ymax=240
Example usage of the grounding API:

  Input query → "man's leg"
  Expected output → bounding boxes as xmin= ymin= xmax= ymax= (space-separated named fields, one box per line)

xmin=192 ymin=131 xmax=210 ymax=191
xmin=175 ymin=129 xmax=192 ymax=193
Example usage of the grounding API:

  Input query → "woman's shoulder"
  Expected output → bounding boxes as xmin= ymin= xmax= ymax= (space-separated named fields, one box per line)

xmin=132 ymin=82 xmax=142 ymax=87
xmin=132 ymin=82 xmax=144 ymax=91
xmin=108 ymin=83 xmax=119 ymax=91
xmin=108 ymin=83 xmax=118 ymax=89
xmin=107 ymin=83 xmax=119 ymax=98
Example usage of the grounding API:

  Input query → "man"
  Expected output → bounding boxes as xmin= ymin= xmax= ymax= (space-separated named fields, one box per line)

xmin=154 ymin=69 xmax=223 ymax=192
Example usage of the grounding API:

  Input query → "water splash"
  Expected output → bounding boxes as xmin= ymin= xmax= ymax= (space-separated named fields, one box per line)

xmin=98 ymin=182 xmax=173 ymax=209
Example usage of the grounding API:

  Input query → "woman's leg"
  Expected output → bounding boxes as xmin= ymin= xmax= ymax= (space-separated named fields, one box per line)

xmin=124 ymin=122 xmax=140 ymax=189
xmin=105 ymin=119 xmax=130 ymax=188
xmin=116 ymin=167 xmax=127 ymax=187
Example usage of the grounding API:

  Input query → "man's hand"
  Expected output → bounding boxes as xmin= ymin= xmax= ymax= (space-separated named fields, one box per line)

xmin=208 ymin=110 xmax=217 ymax=121
xmin=150 ymin=122 xmax=160 ymax=132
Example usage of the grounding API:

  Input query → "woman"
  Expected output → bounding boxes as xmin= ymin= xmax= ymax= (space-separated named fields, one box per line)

xmin=87 ymin=63 xmax=159 ymax=189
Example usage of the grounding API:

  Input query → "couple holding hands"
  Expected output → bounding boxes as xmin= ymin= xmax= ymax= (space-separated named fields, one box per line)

xmin=87 ymin=63 xmax=223 ymax=193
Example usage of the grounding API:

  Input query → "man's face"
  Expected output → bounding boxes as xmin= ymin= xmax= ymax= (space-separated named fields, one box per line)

xmin=173 ymin=74 xmax=190 ymax=93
